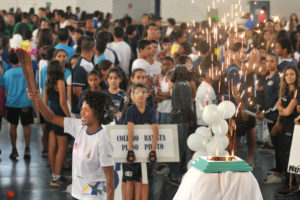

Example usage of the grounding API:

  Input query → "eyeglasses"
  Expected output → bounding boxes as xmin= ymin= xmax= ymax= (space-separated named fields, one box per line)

xmin=134 ymin=91 xmax=147 ymax=95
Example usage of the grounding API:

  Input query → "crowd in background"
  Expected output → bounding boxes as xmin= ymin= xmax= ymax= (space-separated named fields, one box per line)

xmin=0 ymin=5 xmax=300 ymax=199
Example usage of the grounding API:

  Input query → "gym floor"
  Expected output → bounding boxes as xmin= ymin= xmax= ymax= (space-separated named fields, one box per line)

xmin=0 ymin=120 xmax=299 ymax=200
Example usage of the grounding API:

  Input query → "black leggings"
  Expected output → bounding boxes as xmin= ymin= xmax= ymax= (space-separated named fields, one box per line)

xmin=268 ymin=122 xmax=280 ymax=171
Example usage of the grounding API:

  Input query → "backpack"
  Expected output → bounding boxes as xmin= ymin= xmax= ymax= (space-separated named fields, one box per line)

xmin=107 ymin=47 xmax=120 ymax=66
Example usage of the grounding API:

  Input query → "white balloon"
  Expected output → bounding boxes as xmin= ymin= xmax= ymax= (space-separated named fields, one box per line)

xmin=192 ymin=150 xmax=208 ymax=160
xmin=218 ymin=101 xmax=236 ymax=119
xmin=187 ymin=159 xmax=193 ymax=169
xmin=10 ymin=34 xmax=23 ymax=49
xmin=216 ymin=149 xmax=227 ymax=156
xmin=214 ymin=135 xmax=230 ymax=149
xmin=212 ymin=120 xmax=229 ymax=135
xmin=187 ymin=133 xmax=208 ymax=151
xmin=202 ymin=104 xmax=223 ymax=125
xmin=206 ymin=137 xmax=227 ymax=156
xmin=195 ymin=126 xmax=210 ymax=138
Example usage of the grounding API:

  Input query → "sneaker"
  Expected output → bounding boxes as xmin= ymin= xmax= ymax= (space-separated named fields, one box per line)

xmin=155 ymin=164 xmax=170 ymax=176
xmin=276 ymin=186 xmax=297 ymax=197
xmin=256 ymin=141 xmax=264 ymax=146
xmin=263 ymin=174 xmax=282 ymax=184
xmin=258 ymin=145 xmax=275 ymax=152
xmin=267 ymin=168 xmax=279 ymax=174
xmin=41 ymin=150 xmax=48 ymax=158
xmin=9 ymin=148 xmax=19 ymax=160
xmin=263 ymin=174 xmax=273 ymax=181
xmin=50 ymin=176 xmax=69 ymax=188
xmin=24 ymin=147 xmax=31 ymax=159
xmin=168 ymin=178 xmax=181 ymax=187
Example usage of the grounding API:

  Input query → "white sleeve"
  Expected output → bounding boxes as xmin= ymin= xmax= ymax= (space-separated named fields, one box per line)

xmin=207 ymin=87 xmax=217 ymax=104
xmin=104 ymin=49 xmax=116 ymax=64
xmin=64 ymin=117 xmax=82 ymax=138
xmin=66 ymin=76 xmax=72 ymax=86
xmin=98 ymin=141 xmax=114 ymax=167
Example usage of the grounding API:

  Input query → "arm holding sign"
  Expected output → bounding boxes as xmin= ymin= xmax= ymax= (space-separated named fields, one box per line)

xmin=127 ymin=121 xmax=136 ymax=162
xmin=149 ymin=123 xmax=158 ymax=162
xmin=151 ymin=124 xmax=158 ymax=151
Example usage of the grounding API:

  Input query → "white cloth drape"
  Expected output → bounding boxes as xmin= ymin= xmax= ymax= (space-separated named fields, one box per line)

xmin=173 ymin=167 xmax=263 ymax=200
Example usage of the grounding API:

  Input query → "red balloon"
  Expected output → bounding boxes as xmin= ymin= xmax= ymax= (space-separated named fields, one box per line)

xmin=7 ymin=190 xmax=15 ymax=198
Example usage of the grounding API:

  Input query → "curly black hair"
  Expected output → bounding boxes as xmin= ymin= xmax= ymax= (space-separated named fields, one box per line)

xmin=81 ymin=90 xmax=115 ymax=125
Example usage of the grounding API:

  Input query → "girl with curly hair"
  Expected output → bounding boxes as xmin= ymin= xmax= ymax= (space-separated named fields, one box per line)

xmin=27 ymin=89 xmax=115 ymax=200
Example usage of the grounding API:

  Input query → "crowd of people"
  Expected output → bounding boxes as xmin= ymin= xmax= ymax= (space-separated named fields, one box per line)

xmin=0 ymin=5 xmax=300 ymax=200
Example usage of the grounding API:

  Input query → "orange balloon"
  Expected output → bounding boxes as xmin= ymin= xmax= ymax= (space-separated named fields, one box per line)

xmin=7 ymin=190 xmax=15 ymax=198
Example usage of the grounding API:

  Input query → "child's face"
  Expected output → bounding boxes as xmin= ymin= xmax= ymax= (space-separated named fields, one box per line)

xmin=140 ymin=44 xmax=152 ymax=58
xmin=131 ymin=71 xmax=146 ymax=84
xmin=151 ymin=43 xmax=158 ymax=57
xmin=88 ymin=74 xmax=100 ymax=91
xmin=132 ymin=87 xmax=148 ymax=105
xmin=178 ymin=35 xmax=187 ymax=43
xmin=185 ymin=59 xmax=193 ymax=72
xmin=259 ymin=49 xmax=266 ymax=58
xmin=161 ymin=59 xmax=173 ymax=74
xmin=274 ymin=23 xmax=281 ymax=32
xmin=266 ymin=55 xmax=277 ymax=72
xmin=80 ymin=101 xmax=97 ymax=126
xmin=107 ymin=72 xmax=121 ymax=90
xmin=258 ymin=59 xmax=267 ymax=75
xmin=147 ymin=25 xmax=158 ymax=39
xmin=275 ymin=42 xmax=283 ymax=56
xmin=178 ymin=45 xmax=185 ymax=55
xmin=55 ymin=51 xmax=67 ymax=66
xmin=285 ymin=68 xmax=296 ymax=85
xmin=263 ymin=31 xmax=271 ymax=41
xmin=102 ymin=65 xmax=114 ymax=80
xmin=162 ymin=42 xmax=171 ymax=51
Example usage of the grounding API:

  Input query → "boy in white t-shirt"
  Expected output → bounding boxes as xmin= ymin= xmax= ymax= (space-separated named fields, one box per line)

xmin=107 ymin=26 xmax=132 ymax=76
xmin=156 ymin=56 xmax=174 ymax=124
xmin=131 ymin=40 xmax=152 ymax=75
xmin=27 ymin=89 xmax=115 ymax=200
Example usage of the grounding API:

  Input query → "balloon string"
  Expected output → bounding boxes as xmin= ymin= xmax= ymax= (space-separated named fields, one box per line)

xmin=218 ymin=173 xmax=223 ymax=200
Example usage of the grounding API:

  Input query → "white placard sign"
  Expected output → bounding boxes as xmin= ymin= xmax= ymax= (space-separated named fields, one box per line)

xmin=288 ymin=125 xmax=300 ymax=174
xmin=106 ymin=124 xmax=179 ymax=163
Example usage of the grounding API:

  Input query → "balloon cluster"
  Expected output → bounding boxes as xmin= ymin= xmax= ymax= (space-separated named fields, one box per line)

xmin=187 ymin=101 xmax=236 ymax=168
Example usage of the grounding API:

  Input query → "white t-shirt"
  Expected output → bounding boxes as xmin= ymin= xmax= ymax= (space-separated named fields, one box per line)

xmin=165 ymin=27 xmax=174 ymax=37
xmin=38 ymin=59 xmax=48 ymax=93
xmin=103 ymin=48 xmax=116 ymax=64
xmin=195 ymin=81 xmax=217 ymax=126
xmin=60 ymin=20 xmax=68 ymax=29
xmin=32 ymin=29 xmax=38 ymax=42
xmin=157 ymin=76 xmax=172 ymax=113
xmin=131 ymin=58 xmax=151 ymax=75
xmin=64 ymin=118 xmax=114 ymax=200
xmin=149 ymin=60 xmax=162 ymax=76
xmin=294 ymin=51 xmax=300 ymax=63
xmin=107 ymin=41 xmax=132 ymax=76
